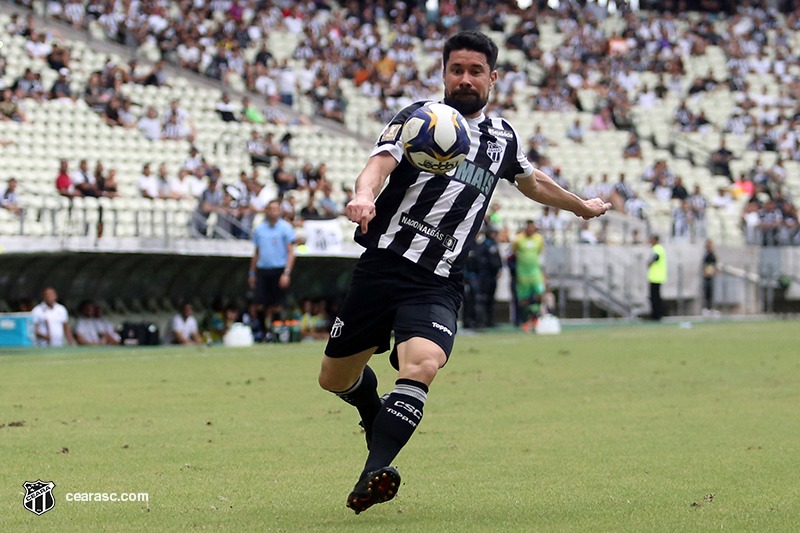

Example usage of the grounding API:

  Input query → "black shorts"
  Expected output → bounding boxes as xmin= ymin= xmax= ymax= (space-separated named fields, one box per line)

xmin=254 ymin=267 xmax=287 ymax=307
xmin=325 ymin=249 xmax=463 ymax=366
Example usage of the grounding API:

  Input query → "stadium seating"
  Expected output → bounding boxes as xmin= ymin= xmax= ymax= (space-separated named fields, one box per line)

xmin=1 ymin=3 xmax=799 ymax=248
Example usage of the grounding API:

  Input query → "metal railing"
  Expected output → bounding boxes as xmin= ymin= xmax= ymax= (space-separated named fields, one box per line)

xmin=0 ymin=195 xmax=261 ymax=243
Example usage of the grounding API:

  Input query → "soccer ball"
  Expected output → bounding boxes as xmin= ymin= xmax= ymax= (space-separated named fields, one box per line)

xmin=401 ymin=103 xmax=471 ymax=174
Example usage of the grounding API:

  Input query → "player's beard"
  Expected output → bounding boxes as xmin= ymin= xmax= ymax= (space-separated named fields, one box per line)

xmin=444 ymin=87 xmax=488 ymax=116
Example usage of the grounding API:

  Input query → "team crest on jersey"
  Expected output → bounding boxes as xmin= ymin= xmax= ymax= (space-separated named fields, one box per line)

xmin=23 ymin=480 xmax=56 ymax=516
xmin=486 ymin=140 xmax=502 ymax=163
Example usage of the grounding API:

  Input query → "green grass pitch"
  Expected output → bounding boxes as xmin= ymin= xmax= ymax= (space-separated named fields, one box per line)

xmin=1 ymin=321 xmax=799 ymax=532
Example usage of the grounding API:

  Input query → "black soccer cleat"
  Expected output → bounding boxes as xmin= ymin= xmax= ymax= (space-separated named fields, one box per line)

xmin=346 ymin=467 xmax=401 ymax=514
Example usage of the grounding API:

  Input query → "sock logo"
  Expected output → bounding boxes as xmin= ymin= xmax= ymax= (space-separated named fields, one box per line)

xmin=394 ymin=400 xmax=423 ymax=420
xmin=431 ymin=321 xmax=453 ymax=336
xmin=330 ymin=317 xmax=344 ymax=338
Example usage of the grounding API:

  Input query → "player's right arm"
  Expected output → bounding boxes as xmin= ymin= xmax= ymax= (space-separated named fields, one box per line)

xmin=348 ymin=101 xmax=428 ymax=234
xmin=346 ymin=152 xmax=398 ymax=233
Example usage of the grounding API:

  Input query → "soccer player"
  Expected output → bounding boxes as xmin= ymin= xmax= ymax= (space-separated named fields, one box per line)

xmin=648 ymin=235 xmax=667 ymax=320
xmin=317 ymin=31 xmax=611 ymax=514
xmin=512 ymin=220 xmax=545 ymax=331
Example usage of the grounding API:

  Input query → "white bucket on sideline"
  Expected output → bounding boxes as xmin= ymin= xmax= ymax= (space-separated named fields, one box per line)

xmin=535 ymin=315 xmax=561 ymax=335
xmin=223 ymin=323 xmax=254 ymax=347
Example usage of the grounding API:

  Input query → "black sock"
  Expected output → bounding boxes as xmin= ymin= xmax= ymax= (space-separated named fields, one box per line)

xmin=362 ymin=379 xmax=428 ymax=476
xmin=333 ymin=365 xmax=382 ymax=440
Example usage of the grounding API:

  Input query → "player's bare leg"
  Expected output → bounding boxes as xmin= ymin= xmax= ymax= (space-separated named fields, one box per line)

xmin=318 ymin=347 xmax=377 ymax=392
xmin=346 ymin=338 xmax=446 ymax=514
xmin=319 ymin=347 xmax=382 ymax=450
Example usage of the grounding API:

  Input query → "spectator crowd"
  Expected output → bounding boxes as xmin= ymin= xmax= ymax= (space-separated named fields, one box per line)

xmin=2 ymin=0 xmax=800 ymax=247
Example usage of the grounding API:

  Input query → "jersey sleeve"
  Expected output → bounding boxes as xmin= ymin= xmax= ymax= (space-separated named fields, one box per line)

xmin=369 ymin=101 xmax=430 ymax=162
xmin=503 ymin=121 xmax=534 ymax=183
xmin=172 ymin=315 xmax=182 ymax=334
xmin=283 ymin=221 xmax=296 ymax=244
xmin=511 ymin=234 xmax=521 ymax=253
xmin=58 ymin=306 xmax=69 ymax=324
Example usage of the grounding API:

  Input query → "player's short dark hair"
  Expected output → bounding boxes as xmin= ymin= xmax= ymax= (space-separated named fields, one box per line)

xmin=443 ymin=31 xmax=498 ymax=72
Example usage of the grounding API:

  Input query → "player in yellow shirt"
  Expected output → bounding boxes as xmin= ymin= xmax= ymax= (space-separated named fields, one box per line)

xmin=512 ymin=220 xmax=545 ymax=330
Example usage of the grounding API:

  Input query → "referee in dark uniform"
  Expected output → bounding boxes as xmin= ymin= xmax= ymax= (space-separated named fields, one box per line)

xmin=317 ymin=31 xmax=612 ymax=514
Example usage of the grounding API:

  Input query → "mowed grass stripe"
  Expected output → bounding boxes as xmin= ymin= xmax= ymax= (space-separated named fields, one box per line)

xmin=1 ymin=321 xmax=798 ymax=532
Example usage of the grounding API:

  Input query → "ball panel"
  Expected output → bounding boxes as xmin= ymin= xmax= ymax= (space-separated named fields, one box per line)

xmin=432 ymin=116 xmax=457 ymax=152
xmin=402 ymin=116 xmax=425 ymax=143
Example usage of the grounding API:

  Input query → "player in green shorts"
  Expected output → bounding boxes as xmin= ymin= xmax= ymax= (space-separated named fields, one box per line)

xmin=512 ymin=220 xmax=545 ymax=330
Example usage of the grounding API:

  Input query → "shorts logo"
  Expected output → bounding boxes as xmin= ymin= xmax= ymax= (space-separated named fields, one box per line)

xmin=23 ymin=480 xmax=56 ymax=516
xmin=486 ymin=140 xmax=502 ymax=163
xmin=431 ymin=321 xmax=453 ymax=336
xmin=330 ymin=317 xmax=344 ymax=338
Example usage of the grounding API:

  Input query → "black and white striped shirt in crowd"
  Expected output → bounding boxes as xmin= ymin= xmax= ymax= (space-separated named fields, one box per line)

xmin=355 ymin=100 xmax=534 ymax=280
xmin=64 ymin=2 xmax=86 ymax=26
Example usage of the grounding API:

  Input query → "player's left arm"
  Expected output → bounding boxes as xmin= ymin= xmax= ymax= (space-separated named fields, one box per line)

xmin=280 ymin=237 xmax=295 ymax=290
xmin=516 ymin=169 xmax=611 ymax=220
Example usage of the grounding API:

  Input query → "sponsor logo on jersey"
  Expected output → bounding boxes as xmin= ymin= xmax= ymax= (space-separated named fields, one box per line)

xmin=431 ymin=321 xmax=453 ymax=336
xmin=450 ymin=160 xmax=496 ymax=196
xmin=488 ymin=127 xmax=514 ymax=139
xmin=486 ymin=140 xmax=502 ymax=163
xmin=399 ymin=213 xmax=458 ymax=251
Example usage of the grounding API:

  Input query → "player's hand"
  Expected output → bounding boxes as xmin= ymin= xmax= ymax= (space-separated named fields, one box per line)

xmin=575 ymin=198 xmax=612 ymax=220
xmin=346 ymin=194 xmax=376 ymax=233
xmin=279 ymin=273 xmax=290 ymax=289
xmin=248 ymin=274 xmax=256 ymax=289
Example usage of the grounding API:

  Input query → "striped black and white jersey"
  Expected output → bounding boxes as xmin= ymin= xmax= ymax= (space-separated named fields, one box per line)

xmin=355 ymin=101 xmax=534 ymax=280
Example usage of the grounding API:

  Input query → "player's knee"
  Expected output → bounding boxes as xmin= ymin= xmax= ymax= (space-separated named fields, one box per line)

xmin=318 ymin=360 xmax=344 ymax=392
xmin=403 ymin=354 xmax=443 ymax=384
xmin=318 ymin=370 xmax=336 ymax=392
xmin=418 ymin=358 xmax=442 ymax=381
